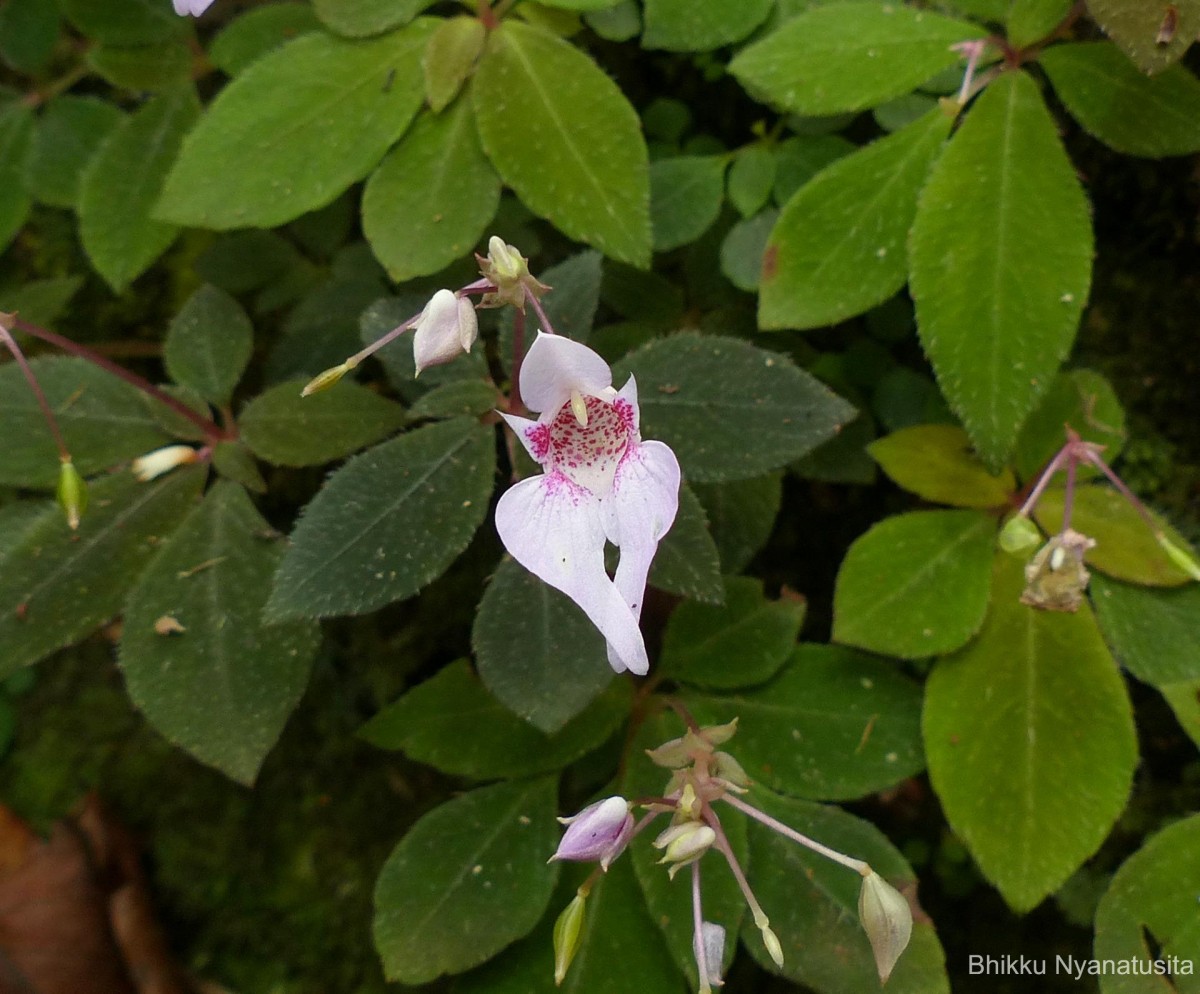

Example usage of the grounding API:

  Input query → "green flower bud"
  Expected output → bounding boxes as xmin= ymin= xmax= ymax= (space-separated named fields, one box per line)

xmin=56 ymin=458 xmax=87 ymax=530
xmin=300 ymin=361 xmax=354 ymax=397
xmin=858 ymin=870 xmax=913 ymax=984
xmin=998 ymin=514 xmax=1041 ymax=554
xmin=1158 ymin=533 xmax=1200 ymax=582
xmin=552 ymin=893 xmax=587 ymax=986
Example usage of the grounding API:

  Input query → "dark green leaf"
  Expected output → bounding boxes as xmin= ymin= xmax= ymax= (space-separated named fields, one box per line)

xmin=744 ymin=789 xmax=950 ymax=994
xmin=313 ymin=0 xmax=429 ymax=38
xmin=165 ymin=284 xmax=254 ymax=405
xmin=727 ymin=146 xmax=776 ymax=218
xmin=267 ymin=417 xmax=494 ymax=619
xmin=833 ymin=509 xmax=995 ymax=659
xmin=120 ymin=482 xmax=319 ymax=784
xmin=59 ymin=0 xmax=182 ymax=46
xmin=1041 ymin=41 xmax=1200 ymax=157
xmin=473 ymin=557 xmax=612 ymax=734
xmin=409 ymin=380 xmax=502 ymax=420
xmin=686 ymin=644 xmax=925 ymax=800
xmin=1159 ymin=681 xmax=1200 ymax=752
xmin=0 ymin=0 xmax=60 ymax=74
xmin=79 ymin=85 xmax=200 ymax=291
xmin=239 ymin=380 xmax=406 ymax=467
xmin=791 ymin=412 xmax=878 ymax=485
xmin=730 ymin=4 xmax=985 ymax=115
xmin=0 ymin=276 xmax=83 ymax=327
xmin=363 ymin=100 xmax=500 ymax=281
xmin=1008 ymin=0 xmax=1072 ymax=47
xmin=760 ymin=108 xmax=952 ymax=330
xmin=910 ymin=71 xmax=1093 ymax=468
xmin=87 ymin=40 xmax=192 ymax=91
xmin=772 ymin=134 xmax=854 ymax=205
xmin=661 ymin=576 xmax=803 ymax=688
xmin=615 ymin=333 xmax=856 ymax=482
xmin=0 ymin=356 xmax=170 ymax=488
xmin=1091 ymin=573 xmax=1200 ymax=685
xmin=649 ymin=155 xmax=725 ymax=252
xmin=1084 ymin=0 xmax=1200 ymax=73
xmin=643 ymin=0 xmax=770 ymax=49
xmin=194 ymin=229 xmax=303 ymax=294
xmin=923 ymin=554 xmax=1137 ymax=912
xmin=373 ymin=777 xmax=559 ymax=984
xmin=360 ymin=659 xmax=630 ymax=778
xmin=1034 ymin=484 xmax=1195 ymax=586
xmin=719 ymin=208 xmax=776 ymax=291
xmin=208 ymin=3 xmax=322 ymax=76
xmin=473 ymin=20 xmax=651 ymax=266
xmin=210 ymin=440 xmax=267 ymax=493
xmin=0 ymin=102 xmax=34 ymax=253
xmin=157 ymin=23 xmax=435 ymax=229
xmin=0 ymin=467 xmax=205 ymax=678
xmin=25 ymin=96 xmax=123 ymax=208
xmin=1012 ymin=368 xmax=1126 ymax=482
xmin=868 ymin=424 xmax=1015 ymax=508
xmin=649 ymin=482 xmax=724 ymax=604
xmin=693 ymin=472 xmax=782 ymax=573
xmin=1093 ymin=814 xmax=1200 ymax=989
xmin=586 ymin=1 xmax=641 ymax=41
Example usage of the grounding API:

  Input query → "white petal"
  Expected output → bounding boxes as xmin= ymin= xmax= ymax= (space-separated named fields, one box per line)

xmin=615 ymin=374 xmax=641 ymax=437
xmin=520 ymin=332 xmax=612 ymax=416
xmin=456 ymin=296 xmax=479 ymax=351
xmin=500 ymin=412 xmax=552 ymax=466
xmin=495 ymin=473 xmax=649 ymax=674
xmin=600 ymin=441 xmax=681 ymax=669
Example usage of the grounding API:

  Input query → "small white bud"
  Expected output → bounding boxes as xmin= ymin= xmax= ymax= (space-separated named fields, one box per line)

xmin=858 ymin=870 xmax=913 ymax=984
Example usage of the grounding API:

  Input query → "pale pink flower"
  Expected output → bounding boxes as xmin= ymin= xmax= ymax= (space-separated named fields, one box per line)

xmin=550 ymin=796 xmax=634 ymax=870
xmin=173 ymin=0 xmax=216 ymax=15
xmin=496 ymin=332 xmax=680 ymax=675
xmin=412 ymin=289 xmax=478 ymax=375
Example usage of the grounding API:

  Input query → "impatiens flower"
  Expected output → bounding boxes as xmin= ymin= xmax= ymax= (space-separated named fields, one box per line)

xmin=551 ymin=796 xmax=633 ymax=870
xmin=173 ymin=0 xmax=216 ymax=14
xmin=132 ymin=444 xmax=199 ymax=482
xmin=693 ymin=921 xmax=726 ymax=990
xmin=496 ymin=332 xmax=681 ymax=674
xmin=412 ymin=289 xmax=478 ymax=375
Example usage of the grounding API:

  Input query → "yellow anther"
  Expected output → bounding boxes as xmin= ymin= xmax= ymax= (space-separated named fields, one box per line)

xmin=570 ymin=390 xmax=589 ymax=427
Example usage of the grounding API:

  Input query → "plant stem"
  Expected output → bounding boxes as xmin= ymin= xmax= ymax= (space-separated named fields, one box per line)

xmin=0 ymin=319 xmax=70 ymax=460
xmin=723 ymin=793 xmax=869 ymax=874
xmin=692 ymin=862 xmax=712 ymax=993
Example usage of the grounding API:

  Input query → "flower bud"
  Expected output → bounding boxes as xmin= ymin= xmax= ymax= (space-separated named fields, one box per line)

xmin=760 ymin=922 xmax=785 ymax=969
xmin=551 ymin=796 xmax=633 ymax=870
xmin=552 ymin=893 xmax=586 ymax=985
xmin=476 ymin=236 xmax=551 ymax=309
xmin=858 ymin=870 xmax=913 ymax=984
xmin=56 ymin=458 xmax=87 ymax=530
xmin=1020 ymin=528 xmax=1095 ymax=612
xmin=412 ymin=289 xmax=478 ymax=375
xmin=653 ymin=821 xmax=716 ymax=878
xmin=712 ymin=751 xmax=751 ymax=790
xmin=693 ymin=921 xmax=725 ymax=990
xmin=132 ymin=444 xmax=199 ymax=482
xmin=1158 ymin=533 xmax=1200 ymax=581
xmin=998 ymin=514 xmax=1041 ymax=554
xmin=301 ymin=361 xmax=355 ymax=397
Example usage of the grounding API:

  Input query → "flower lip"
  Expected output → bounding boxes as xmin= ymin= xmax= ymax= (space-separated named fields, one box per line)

xmin=551 ymin=796 xmax=634 ymax=869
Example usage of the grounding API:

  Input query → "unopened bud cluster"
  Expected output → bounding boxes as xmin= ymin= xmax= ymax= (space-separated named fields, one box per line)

xmin=547 ymin=716 xmax=914 ymax=991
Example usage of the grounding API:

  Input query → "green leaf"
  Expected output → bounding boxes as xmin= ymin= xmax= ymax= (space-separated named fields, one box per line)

xmin=1033 ymin=484 xmax=1195 ymax=586
xmin=473 ymin=20 xmax=651 ymax=266
xmin=910 ymin=71 xmax=1093 ymax=468
xmin=238 ymin=380 xmax=406 ymax=467
xmin=1091 ymin=573 xmax=1200 ymax=685
xmin=0 ymin=0 xmax=60 ymax=74
xmin=1094 ymin=813 xmax=1200 ymax=993
xmin=313 ymin=0 xmax=429 ymax=38
xmin=744 ymin=789 xmax=950 ymax=994
xmin=0 ymin=102 xmax=34 ymax=253
xmin=164 ymin=285 xmax=254 ymax=405
xmin=1008 ymin=0 xmax=1072 ymax=46
xmin=157 ymin=22 xmax=435 ymax=229
xmin=1012 ymin=368 xmax=1126 ymax=482
xmin=409 ymin=379 xmax=502 ymax=420
xmin=267 ymin=417 xmax=494 ymax=619
xmin=614 ymin=333 xmax=857 ymax=482
xmin=686 ymin=644 xmax=925 ymax=800
xmin=59 ymin=0 xmax=181 ymax=46
xmin=727 ymin=145 xmax=776 ymax=218
xmin=719 ymin=208 xmax=777 ymax=291
xmin=120 ymin=482 xmax=319 ymax=784
xmin=923 ymin=553 xmax=1137 ymax=912
xmin=661 ymin=576 xmax=804 ymax=688
xmin=0 ymin=277 xmax=83 ymax=327
xmin=624 ymin=710 xmax=746 ymax=986
xmin=586 ymin=2 xmax=642 ymax=41
xmin=0 ymin=356 xmax=170 ymax=488
xmin=87 ymin=40 xmax=192 ymax=91
xmin=25 ymin=96 xmax=123 ymax=208
xmin=760 ymin=108 xmax=953 ymax=330
xmin=693 ymin=473 xmax=782 ymax=574
xmin=373 ymin=777 xmax=559 ymax=984
xmin=1040 ymin=42 xmax=1200 ymax=157
xmin=360 ymin=659 xmax=630 ymax=778
xmin=473 ymin=557 xmax=612 ymax=734
xmin=793 ymin=412 xmax=878 ymax=485
xmin=454 ymin=858 xmax=682 ymax=994
xmin=210 ymin=440 xmax=267 ymax=493
xmin=649 ymin=155 xmax=725 ymax=252
xmin=868 ymin=424 xmax=1016 ymax=508
xmin=363 ymin=100 xmax=500 ymax=281
xmin=730 ymin=3 xmax=985 ymax=115
xmin=772 ymin=134 xmax=855 ymax=205
xmin=208 ymin=3 xmax=322 ymax=77
xmin=0 ymin=468 xmax=205 ymax=678
xmin=833 ymin=509 xmax=995 ymax=659
xmin=79 ymin=85 xmax=199 ymax=292
xmin=648 ymin=482 xmax=724 ymax=604
xmin=1084 ymin=0 xmax=1200 ymax=74
xmin=643 ymin=0 xmax=771 ymax=49
xmin=1159 ymin=681 xmax=1200 ymax=752
xmin=423 ymin=16 xmax=486 ymax=112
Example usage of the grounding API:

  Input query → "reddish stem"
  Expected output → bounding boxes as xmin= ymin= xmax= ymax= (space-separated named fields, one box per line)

xmin=0 ymin=321 xmax=70 ymax=460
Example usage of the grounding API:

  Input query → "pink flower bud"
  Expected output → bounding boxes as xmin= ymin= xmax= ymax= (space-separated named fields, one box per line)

xmin=551 ymin=796 xmax=633 ymax=871
xmin=412 ymin=289 xmax=478 ymax=375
